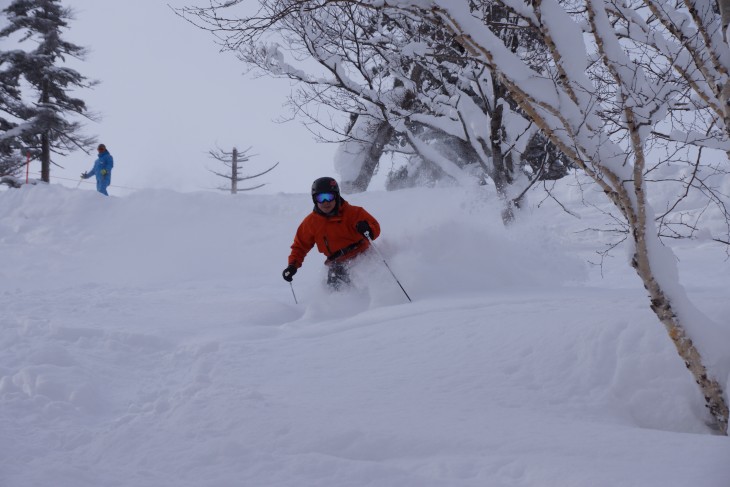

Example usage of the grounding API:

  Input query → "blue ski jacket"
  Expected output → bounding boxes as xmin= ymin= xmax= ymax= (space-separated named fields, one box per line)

xmin=85 ymin=150 xmax=114 ymax=195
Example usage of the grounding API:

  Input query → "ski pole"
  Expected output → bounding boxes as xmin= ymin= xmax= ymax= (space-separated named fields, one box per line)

xmin=289 ymin=281 xmax=298 ymax=304
xmin=75 ymin=178 xmax=83 ymax=188
xmin=364 ymin=231 xmax=412 ymax=302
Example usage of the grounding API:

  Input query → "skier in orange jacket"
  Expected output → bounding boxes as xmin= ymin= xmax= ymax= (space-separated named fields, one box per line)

xmin=283 ymin=177 xmax=380 ymax=289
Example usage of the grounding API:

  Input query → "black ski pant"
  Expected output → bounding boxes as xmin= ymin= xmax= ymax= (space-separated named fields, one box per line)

xmin=326 ymin=261 xmax=351 ymax=290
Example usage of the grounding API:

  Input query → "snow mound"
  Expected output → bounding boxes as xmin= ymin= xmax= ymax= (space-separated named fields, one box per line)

xmin=1 ymin=183 xmax=728 ymax=487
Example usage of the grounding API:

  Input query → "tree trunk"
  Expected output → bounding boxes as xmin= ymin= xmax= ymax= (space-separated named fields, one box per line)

xmin=718 ymin=0 xmax=730 ymax=43
xmin=718 ymin=0 xmax=730 ymax=149
xmin=349 ymin=121 xmax=394 ymax=192
xmin=627 ymin=189 xmax=729 ymax=434
xmin=40 ymin=132 xmax=50 ymax=183
xmin=40 ymin=81 xmax=50 ymax=183
xmin=231 ymin=147 xmax=238 ymax=195
xmin=338 ymin=115 xmax=394 ymax=193
xmin=490 ymin=79 xmax=518 ymax=224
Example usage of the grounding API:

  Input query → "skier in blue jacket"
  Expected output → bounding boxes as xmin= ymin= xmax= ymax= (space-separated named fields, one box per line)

xmin=81 ymin=144 xmax=114 ymax=195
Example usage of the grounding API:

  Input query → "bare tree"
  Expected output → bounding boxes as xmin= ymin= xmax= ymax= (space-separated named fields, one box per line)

xmin=208 ymin=145 xmax=279 ymax=194
xmin=177 ymin=1 xmax=566 ymax=224
xmin=597 ymin=0 xmax=730 ymax=242
xmin=368 ymin=0 xmax=730 ymax=433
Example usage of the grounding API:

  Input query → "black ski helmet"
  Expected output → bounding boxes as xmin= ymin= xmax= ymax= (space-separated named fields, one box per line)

xmin=311 ymin=177 xmax=340 ymax=202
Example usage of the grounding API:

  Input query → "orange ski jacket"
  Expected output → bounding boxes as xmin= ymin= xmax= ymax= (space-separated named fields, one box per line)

xmin=288 ymin=199 xmax=380 ymax=267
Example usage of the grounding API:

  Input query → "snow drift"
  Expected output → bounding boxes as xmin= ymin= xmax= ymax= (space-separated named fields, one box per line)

xmin=1 ymin=184 xmax=728 ymax=486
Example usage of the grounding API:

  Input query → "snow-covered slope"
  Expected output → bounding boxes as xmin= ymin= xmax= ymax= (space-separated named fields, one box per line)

xmin=1 ymin=184 xmax=728 ymax=486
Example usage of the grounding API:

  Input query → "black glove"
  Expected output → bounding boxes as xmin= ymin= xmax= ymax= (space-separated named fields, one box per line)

xmin=282 ymin=264 xmax=297 ymax=282
xmin=356 ymin=220 xmax=372 ymax=237
xmin=81 ymin=172 xmax=88 ymax=179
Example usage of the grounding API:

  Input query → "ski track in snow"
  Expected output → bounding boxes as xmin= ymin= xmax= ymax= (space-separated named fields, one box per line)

xmin=1 ymin=184 xmax=729 ymax=486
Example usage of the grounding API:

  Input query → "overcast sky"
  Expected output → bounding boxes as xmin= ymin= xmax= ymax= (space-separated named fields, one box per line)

xmin=19 ymin=0 xmax=341 ymax=195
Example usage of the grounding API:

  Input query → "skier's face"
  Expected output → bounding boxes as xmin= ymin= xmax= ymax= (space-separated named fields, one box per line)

xmin=317 ymin=198 xmax=336 ymax=214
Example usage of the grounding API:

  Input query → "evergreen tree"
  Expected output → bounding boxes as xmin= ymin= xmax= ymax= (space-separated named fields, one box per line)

xmin=0 ymin=44 xmax=27 ymax=176
xmin=0 ymin=0 xmax=95 ymax=183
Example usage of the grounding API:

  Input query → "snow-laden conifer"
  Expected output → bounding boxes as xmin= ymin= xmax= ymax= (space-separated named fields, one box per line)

xmin=0 ymin=0 xmax=96 ymax=182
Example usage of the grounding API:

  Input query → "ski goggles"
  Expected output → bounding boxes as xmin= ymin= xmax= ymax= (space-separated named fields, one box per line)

xmin=315 ymin=192 xmax=336 ymax=203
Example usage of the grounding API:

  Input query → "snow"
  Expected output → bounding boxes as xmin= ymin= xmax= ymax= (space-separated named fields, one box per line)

xmin=1 ymin=183 xmax=729 ymax=486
